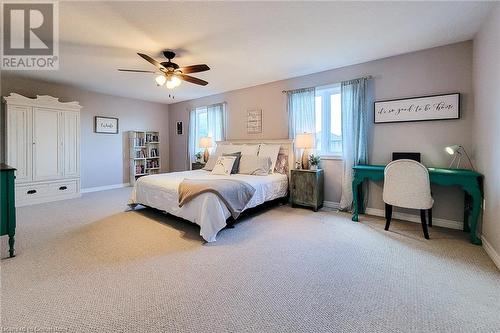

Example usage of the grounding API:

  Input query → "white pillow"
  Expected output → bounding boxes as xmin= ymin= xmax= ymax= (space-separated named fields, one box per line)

xmin=233 ymin=144 xmax=259 ymax=155
xmin=211 ymin=156 xmax=236 ymax=175
xmin=238 ymin=155 xmax=272 ymax=175
xmin=218 ymin=144 xmax=259 ymax=156
xmin=202 ymin=155 xmax=218 ymax=171
xmin=258 ymin=144 xmax=281 ymax=173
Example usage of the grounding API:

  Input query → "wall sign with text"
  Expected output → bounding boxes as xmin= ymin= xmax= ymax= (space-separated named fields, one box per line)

xmin=374 ymin=93 xmax=460 ymax=124
xmin=95 ymin=116 xmax=119 ymax=134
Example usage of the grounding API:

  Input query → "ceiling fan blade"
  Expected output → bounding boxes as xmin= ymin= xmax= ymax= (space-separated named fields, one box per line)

xmin=178 ymin=74 xmax=208 ymax=86
xmin=118 ymin=69 xmax=156 ymax=73
xmin=137 ymin=53 xmax=166 ymax=71
xmin=178 ymin=64 xmax=210 ymax=74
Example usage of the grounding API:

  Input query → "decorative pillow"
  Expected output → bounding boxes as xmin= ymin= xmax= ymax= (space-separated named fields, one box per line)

xmin=274 ymin=153 xmax=289 ymax=175
xmin=220 ymin=144 xmax=259 ymax=156
xmin=233 ymin=144 xmax=259 ymax=155
xmin=238 ymin=155 xmax=272 ymax=175
xmin=211 ymin=156 xmax=237 ymax=175
xmin=258 ymin=144 xmax=281 ymax=173
xmin=203 ymin=155 xmax=218 ymax=171
xmin=223 ymin=152 xmax=242 ymax=174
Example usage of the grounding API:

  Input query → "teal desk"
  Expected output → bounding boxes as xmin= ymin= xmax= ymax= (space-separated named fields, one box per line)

xmin=1 ymin=163 xmax=16 ymax=257
xmin=352 ymin=165 xmax=483 ymax=245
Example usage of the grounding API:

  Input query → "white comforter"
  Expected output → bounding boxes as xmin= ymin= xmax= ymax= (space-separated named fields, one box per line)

xmin=129 ymin=170 xmax=288 ymax=242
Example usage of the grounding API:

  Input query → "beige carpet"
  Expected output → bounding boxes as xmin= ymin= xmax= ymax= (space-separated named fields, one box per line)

xmin=1 ymin=187 xmax=499 ymax=333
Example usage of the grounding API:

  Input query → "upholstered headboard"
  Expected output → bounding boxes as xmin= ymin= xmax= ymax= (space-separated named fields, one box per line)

xmin=216 ymin=139 xmax=295 ymax=177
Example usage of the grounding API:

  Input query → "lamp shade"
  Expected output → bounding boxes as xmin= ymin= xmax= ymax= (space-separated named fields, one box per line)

xmin=199 ymin=137 xmax=213 ymax=148
xmin=295 ymin=133 xmax=314 ymax=149
xmin=445 ymin=145 xmax=461 ymax=155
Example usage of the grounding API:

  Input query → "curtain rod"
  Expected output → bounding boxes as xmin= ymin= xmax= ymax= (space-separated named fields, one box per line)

xmin=281 ymin=75 xmax=373 ymax=94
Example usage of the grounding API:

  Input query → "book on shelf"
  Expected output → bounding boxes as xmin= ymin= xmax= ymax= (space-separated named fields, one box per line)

xmin=145 ymin=133 xmax=159 ymax=143
xmin=134 ymin=137 xmax=145 ymax=147
xmin=148 ymin=148 xmax=159 ymax=157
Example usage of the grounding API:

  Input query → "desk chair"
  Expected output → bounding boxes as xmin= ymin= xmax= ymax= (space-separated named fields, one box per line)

xmin=383 ymin=159 xmax=434 ymax=239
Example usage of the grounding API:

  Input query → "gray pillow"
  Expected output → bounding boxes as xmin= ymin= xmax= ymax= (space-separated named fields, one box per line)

xmin=222 ymin=152 xmax=242 ymax=174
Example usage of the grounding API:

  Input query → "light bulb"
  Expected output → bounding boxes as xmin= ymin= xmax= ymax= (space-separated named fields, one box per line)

xmin=155 ymin=75 xmax=166 ymax=86
xmin=166 ymin=76 xmax=181 ymax=89
xmin=171 ymin=76 xmax=181 ymax=87
xmin=166 ymin=79 xmax=176 ymax=89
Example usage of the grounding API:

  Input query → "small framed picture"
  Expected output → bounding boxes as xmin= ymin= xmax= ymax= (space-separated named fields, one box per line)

xmin=176 ymin=121 xmax=183 ymax=135
xmin=95 ymin=116 xmax=119 ymax=134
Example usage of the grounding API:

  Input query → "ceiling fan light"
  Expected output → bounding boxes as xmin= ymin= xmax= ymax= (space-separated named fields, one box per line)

xmin=166 ymin=76 xmax=181 ymax=89
xmin=155 ymin=75 xmax=167 ymax=86
xmin=171 ymin=76 xmax=181 ymax=87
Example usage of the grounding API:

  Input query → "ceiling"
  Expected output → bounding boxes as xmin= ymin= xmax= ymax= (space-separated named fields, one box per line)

xmin=6 ymin=1 xmax=494 ymax=104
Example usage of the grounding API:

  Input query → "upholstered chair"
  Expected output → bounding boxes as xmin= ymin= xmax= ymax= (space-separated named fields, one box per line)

xmin=383 ymin=159 xmax=434 ymax=239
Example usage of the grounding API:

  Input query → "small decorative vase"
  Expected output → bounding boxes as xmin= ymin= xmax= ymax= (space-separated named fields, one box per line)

xmin=310 ymin=165 xmax=318 ymax=170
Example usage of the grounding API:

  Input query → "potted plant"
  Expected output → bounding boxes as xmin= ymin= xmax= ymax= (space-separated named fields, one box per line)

xmin=308 ymin=154 xmax=321 ymax=170
xmin=195 ymin=152 xmax=203 ymax=163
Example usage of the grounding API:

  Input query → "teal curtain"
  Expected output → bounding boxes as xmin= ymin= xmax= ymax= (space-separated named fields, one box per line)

xmin=339 ymin=78 xmax=369 ymax=211
xmin=287 ymin=87 xmax=316 ymax=140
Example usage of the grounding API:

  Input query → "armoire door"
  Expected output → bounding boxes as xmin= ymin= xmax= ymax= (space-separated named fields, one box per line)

xmin=62 ymin=111 xmax=80 ymax=178
xmin=33 ymin=108 xmax=63 ymax=181
xmin=6 ymin=105 xmax=32 ymax=183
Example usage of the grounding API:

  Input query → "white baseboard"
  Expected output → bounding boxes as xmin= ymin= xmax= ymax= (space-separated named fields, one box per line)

xmin=323 ymin=201 xmax=340 ymax=209
xmin=364 ymin=207 xmax=462 ymax=230
xmin=81 ymin=183 xmax=130 ymax=193
xmin=482 ymin=236 xmax=500 ymax=270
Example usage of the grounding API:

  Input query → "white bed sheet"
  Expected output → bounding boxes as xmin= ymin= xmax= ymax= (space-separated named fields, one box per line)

xmin=129 ymin=170 xmax=288 ymax=242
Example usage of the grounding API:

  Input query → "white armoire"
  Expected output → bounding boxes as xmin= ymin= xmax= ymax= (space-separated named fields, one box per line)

xmin=3 ymin=93 xmax=82 ymax=207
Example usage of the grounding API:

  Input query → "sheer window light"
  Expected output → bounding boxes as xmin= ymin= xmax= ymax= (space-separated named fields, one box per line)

xmin=315 ymin=84 xmax=342 ymax=157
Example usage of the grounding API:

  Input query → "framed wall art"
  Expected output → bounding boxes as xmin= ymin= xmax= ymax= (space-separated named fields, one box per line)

xmin=374 ymin=93 xmax=460 ymax=124
xmin=95 ymin=116 xmax=119 ymax=134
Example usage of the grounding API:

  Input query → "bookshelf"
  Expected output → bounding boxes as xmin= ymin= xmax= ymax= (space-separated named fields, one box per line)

xmin=129 ymin=130 xmax=161 ymax=185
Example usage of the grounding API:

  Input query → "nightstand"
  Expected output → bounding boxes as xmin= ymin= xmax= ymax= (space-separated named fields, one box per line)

xmin=290 ymin=169 xmax=324 ymax=211
xmin=191 ymin=162 xmax=206 ymax=170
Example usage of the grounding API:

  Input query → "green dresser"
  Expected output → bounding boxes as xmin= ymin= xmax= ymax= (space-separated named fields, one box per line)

xmin=290 ymin=169 xmax=324 ymax=211
xmin=1 ymin=163 xmax=16 ymax=257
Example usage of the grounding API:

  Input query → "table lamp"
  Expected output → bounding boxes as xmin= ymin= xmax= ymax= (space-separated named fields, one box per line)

xmin=295 ymin=133 xmax=314 ymax=169
xmin=199 ymin=137 xmax=213 ymax=163
xmin=445 ymin=144 xmax=475 ymax=170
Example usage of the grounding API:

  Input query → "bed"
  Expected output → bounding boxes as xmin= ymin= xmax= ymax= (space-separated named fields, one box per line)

xmin=128 ymin=140 xmax=294 ymax=242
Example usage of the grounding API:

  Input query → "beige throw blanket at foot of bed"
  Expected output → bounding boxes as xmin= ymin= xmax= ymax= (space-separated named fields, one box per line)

xmin=178 ymin=179 xmax=256 ymax=219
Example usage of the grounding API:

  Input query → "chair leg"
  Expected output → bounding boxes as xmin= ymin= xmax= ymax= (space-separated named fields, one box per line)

xmin=420 ymin=210 xmax=430 ymax=239
xmin=384 ymin=204 xmax=392 ymax=231
xmin=428 ymin=208 xmax=432 ymax=227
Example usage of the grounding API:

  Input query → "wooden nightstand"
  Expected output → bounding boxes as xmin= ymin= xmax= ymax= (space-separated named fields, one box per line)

xmin=191 ymin=162 xmax=206 ymax=170
xmin=290 ymin=169 xmax=324 ymax=211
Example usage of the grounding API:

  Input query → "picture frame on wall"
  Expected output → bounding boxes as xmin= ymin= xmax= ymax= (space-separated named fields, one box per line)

xmin=176 ymin=121 xmax=183 ymax=135
xmin=247 ymin=109 xmax=262 ymax=134
xmin=374 ymin=93 xmax=460 ymax=124
xmin=95 ymin=116 xmax=119 ymax=134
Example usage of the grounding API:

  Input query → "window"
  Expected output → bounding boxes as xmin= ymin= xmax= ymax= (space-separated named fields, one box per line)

xmin=188 ymin=103 xmax=226 ymax=166
xmin=194 ymin=106 xmax=208 ymax=152
xmin=315 ymin=85 xmax=342 ymax=156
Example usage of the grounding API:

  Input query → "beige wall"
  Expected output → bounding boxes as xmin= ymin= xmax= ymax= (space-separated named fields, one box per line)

xmin=473 ymin=5 xmax=500 ymax=257
xmin=169 ymin=41 xmax=474 ymax=222
xmin=1 ymin=75 xmax=169 ymax=189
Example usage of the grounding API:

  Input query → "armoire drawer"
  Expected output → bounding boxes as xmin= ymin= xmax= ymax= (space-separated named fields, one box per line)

xmin=16 ymin=180 xmax=79 ymax=203
xmin=46 ymin=180 xmax=79 ymax=197
xmin=16 ymin=183 xmax=50 ymax=202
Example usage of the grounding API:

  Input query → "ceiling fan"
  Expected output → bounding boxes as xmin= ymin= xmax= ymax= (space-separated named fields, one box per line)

xmin=118 ymin=51 xmax=210 ymax=89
